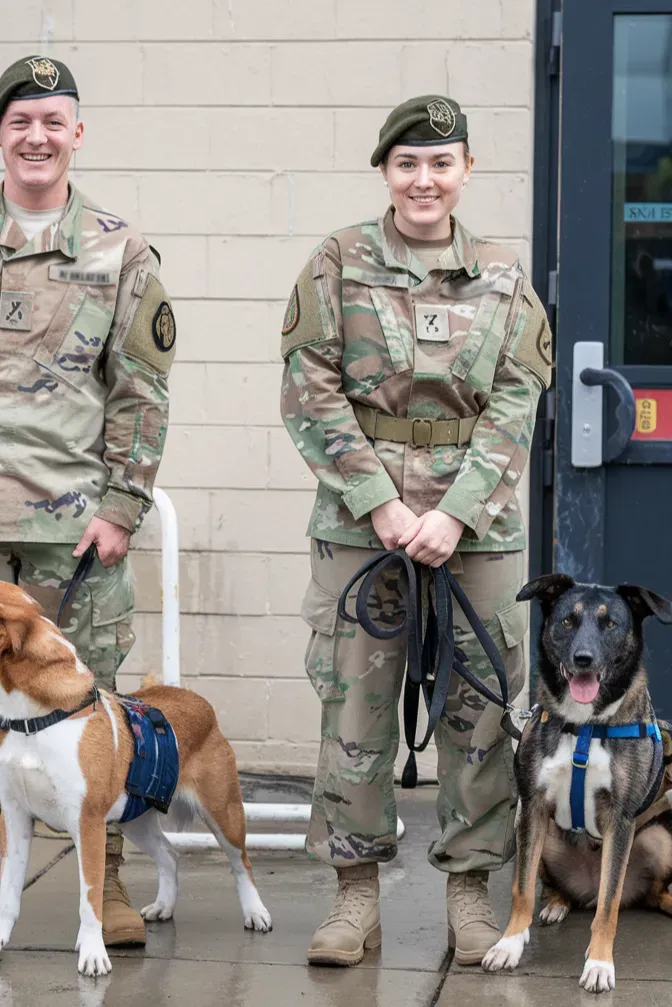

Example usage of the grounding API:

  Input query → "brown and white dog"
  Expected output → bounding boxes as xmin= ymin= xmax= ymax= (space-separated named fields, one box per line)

xmin=0 ymin=582 xmax=271 ymax=977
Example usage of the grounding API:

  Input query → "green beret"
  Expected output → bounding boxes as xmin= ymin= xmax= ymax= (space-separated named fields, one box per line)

xmin=0 ymin=56 xmax=79 ymax=122
xmin=370 ymin=95 xmax=468 ymax=167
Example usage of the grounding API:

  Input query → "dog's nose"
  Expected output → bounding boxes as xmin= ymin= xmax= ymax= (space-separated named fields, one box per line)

xmin=574 ymin=651 xmax=593 ymax=668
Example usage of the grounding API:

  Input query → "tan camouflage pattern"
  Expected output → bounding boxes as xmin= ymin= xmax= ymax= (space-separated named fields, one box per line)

xmin=281 ymin=208 xmax=553 ymax=551
xmin=302 ymin=539 xmax=526 ymax=871
xmin=0 ymin=542 xmax=134 ymax=690
xmin=0 ymin=184 xmax=173 ymax=541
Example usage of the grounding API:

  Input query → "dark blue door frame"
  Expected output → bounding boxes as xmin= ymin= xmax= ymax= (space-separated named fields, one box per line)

xmin=535 ymin=0 xmax=672 ymax=708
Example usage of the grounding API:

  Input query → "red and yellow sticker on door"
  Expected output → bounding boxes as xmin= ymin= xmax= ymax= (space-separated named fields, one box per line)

xmin=632 ymin=390 xmax=672 ymax=440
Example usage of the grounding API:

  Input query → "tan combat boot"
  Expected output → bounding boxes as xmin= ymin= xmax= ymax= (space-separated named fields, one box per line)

xmin=446 ymin=870 xmax=501 ymax=965
xmin=307 ymin=863 xmax=381 ymax=966
xmin=102 ymin=833 xmax=146 ymax=946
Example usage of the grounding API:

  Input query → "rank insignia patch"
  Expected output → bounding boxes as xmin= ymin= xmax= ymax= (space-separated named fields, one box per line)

xmin=26 ymin=57 xmax=60 ymax=91
xmin=152 ymin=301 xmax=176 ymax=353
xmin=427 ymin=99 xmax=456 ymax=138
xmin=282 ymin=285 xmax=300 ymax=335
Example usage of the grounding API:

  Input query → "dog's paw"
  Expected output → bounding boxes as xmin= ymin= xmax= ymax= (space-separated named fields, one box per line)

xmin=0 ymin=916 xmax=15 ymax=951
xmin=244 ymin=905 xmax=272 ymax=932
xmin=77 ymin=936 xmax=112 ymax=977
xmin=481 ymin=930 xmax=529 ymax=972
xmin=141 ymin=900 xmax=174 ymax=921
xmin=539 ymin=901 xmax=570 ymax=925
xmin=579 ymin=958 xmax=615 ymax=994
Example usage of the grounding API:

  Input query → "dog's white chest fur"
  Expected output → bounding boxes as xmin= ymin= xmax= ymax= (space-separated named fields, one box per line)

xmin=538 ymin=734 xmax=613 ymax=837
xmin=0 ymin=719 xmax=90 ymax=834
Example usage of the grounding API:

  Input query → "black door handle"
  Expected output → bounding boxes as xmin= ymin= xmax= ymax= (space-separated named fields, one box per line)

xmin=580 ymin=367 xmax=636 ymax=462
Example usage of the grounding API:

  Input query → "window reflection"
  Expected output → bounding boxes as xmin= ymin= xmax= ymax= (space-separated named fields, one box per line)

xmin=612 ymin=15 xmax=672 ymax=365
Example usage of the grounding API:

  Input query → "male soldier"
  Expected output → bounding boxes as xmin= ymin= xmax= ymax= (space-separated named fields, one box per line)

xmin=0 ymin=56 xmax=176 ymax=946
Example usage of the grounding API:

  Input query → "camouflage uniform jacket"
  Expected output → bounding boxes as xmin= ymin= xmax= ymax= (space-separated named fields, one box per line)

xmin=280 ymin=208 xmax=553 ymax=552
xmin=0 ymin=184 xmax=176 ymax=542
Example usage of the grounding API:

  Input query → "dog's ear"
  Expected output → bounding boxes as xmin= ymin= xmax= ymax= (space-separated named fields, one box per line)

xmin=517 ymin=574 xmax=575 ymax=607
xmin=0 ymin=613 xmax=29 ymax=657
xmin=0 ymin=590 xmax=41 ymax=658
xmin=617 ymin=585 xmax=672 ymax=625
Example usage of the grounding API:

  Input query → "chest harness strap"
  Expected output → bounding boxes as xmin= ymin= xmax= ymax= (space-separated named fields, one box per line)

xmin=558 ymin=719 xmax=663 ymax=831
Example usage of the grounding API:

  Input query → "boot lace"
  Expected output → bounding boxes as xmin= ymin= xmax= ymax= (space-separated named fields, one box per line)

xmin=323 ymin=880 xmax=375 ymax=927
xmin=447 ymin=872 xmax=498 ymax=926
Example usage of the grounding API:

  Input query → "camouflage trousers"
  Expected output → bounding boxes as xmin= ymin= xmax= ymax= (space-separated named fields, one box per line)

xmin=302 ymin=539 xmax=527 ymax=874
xmin=0 ymin=542 xmax=135 ymax=691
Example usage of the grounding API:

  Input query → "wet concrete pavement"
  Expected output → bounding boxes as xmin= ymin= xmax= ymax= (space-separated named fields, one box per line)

xmin=1 ymin=782 xmax=671 ymax=1006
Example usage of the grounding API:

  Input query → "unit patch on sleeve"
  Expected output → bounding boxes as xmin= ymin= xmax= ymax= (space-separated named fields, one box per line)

xmin=118 ymin=274 xmax=176 ymax=376
xmin=282 ymin=285 xmax=300 ymax=336
xmin=152 ymin=301 xmax=176 ymax=353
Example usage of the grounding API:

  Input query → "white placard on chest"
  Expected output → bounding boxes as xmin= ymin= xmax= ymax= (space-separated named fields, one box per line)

xmin=415 ymin=304 xmax=449 ymax=342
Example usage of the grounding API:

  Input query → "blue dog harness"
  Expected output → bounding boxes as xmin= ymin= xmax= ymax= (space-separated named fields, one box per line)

xmin=566 ymin=721 xmax=662 ymax=832
xmin=119 ymin=697 xmax=179 ymax=824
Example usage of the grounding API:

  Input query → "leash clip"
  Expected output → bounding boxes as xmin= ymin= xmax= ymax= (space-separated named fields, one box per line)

xmin=506 ymin=703 xmax=536 ymax=720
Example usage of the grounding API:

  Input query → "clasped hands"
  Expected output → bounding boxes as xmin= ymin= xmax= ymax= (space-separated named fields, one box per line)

xmin=370 ymin=499 xmax=464 ymax=568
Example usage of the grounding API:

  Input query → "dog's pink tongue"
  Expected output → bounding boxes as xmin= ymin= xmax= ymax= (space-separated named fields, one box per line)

xmin=569 ymin=672 xmax=600 ymax=704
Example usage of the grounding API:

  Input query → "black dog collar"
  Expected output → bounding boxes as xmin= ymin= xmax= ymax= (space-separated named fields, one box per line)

xmin=0 ymin=686 xmax=100 ymax=736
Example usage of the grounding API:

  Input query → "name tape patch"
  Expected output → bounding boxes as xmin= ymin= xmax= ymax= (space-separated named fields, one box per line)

xmin=49 ymin=266 xmax=117 ymax=286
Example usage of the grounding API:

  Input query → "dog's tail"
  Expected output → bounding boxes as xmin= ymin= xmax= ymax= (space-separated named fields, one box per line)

xmin=138 ymin=671 xmax=160 ymax=691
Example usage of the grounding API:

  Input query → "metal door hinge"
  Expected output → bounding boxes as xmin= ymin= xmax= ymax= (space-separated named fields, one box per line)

xmin=542 ymin=388 xmax=555 ymax=488
xmin=548 ymin=11 xmax=562 ymax=77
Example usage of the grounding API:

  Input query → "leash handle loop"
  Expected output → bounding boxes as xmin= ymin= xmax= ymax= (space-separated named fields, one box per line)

xmin=337 ymin=548 xmax=518 ymax=772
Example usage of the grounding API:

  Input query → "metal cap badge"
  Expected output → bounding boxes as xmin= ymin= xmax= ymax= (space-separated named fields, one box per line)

xmin=26 ymin=57 xmax=60 ymax=91
xmin=370 ymin=95 xmax=468 ymax=166
xmin=427 ymin=99 xmax=456 ymax=138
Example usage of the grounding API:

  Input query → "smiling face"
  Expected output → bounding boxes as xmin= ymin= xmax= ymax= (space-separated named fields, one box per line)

xmin=0 ymin=94 xmax=83 ymax=209
xmin=380 ymin=142 xmax=473 ymax=241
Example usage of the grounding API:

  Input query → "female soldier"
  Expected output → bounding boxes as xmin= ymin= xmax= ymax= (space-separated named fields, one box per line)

xmin=280 ymin=95 xmax=553 ymax=968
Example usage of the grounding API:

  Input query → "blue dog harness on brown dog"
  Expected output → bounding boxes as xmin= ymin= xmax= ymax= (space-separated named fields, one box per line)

xmin=118 ymin=697 xmax=179 ymax=824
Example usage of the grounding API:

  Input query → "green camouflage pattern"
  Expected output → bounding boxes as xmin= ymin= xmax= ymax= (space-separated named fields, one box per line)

xmin=280 ymin=208 xmax=553 ymax=552
xmin=302 ymin=539 xmax=527 ymax=871
xmin=0 ymin=184 xmax=173 ymax=541
xmin=0 ymin=542 xmax=134 ymax=690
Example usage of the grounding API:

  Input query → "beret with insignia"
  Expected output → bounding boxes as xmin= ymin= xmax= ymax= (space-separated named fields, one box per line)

xmin=0 ymin=56 xmax=79 ymax=123
xmin=371 ymin=95 xmax=468 ymax=167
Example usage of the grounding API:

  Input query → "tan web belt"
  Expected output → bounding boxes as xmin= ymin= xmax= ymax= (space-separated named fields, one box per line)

xmin=353 ymin=403 xmax=478 ymax=448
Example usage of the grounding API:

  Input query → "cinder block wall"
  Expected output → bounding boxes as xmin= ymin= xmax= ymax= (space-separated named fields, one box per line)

xmin=4 ymin=0 xmax=536 ymax=776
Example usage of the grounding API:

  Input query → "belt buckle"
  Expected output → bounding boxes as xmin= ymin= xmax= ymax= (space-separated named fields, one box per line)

xmin=411 ymin=418 xmax=433 ymax=448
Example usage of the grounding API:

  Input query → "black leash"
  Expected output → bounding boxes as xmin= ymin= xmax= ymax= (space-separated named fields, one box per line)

xmin=56 ymin=544 xmax=96 ymax=628
xmin=337 ymin=549 xmax=521 ymax=788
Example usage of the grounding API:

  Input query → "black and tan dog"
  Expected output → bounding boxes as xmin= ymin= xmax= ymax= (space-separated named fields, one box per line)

xmin=482 ymin=574 xmax=672 ymax=994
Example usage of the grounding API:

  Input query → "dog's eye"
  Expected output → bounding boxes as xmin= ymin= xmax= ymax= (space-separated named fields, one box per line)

xmin=562 ymin=617 xmax=573 ymax=629
xmin=606 ymin=619 xmax=616 ymax=629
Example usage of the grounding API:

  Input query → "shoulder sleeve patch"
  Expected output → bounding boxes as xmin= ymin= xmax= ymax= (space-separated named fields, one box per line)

xmin=119 ymin=274 xmax=176 ymax=376
xmin=282 ymin=285 xmax=300 ymax=335
xmin=280 ymin=257 xmax=331 ymax=360
xmin=508 ymin=278 xmax=553 ymax=389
